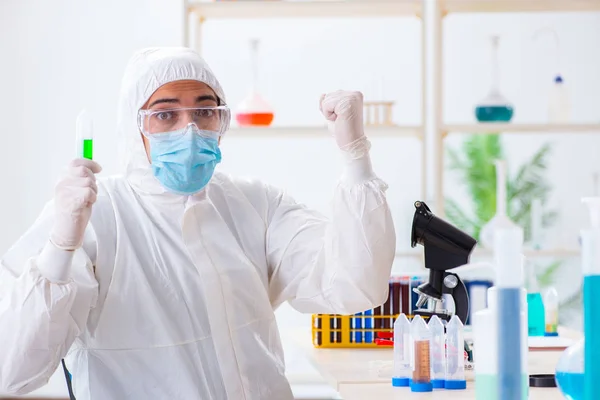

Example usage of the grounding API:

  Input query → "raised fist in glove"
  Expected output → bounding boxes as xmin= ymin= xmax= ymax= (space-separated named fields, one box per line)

xmin=50 ymin=158 xmax=102 ymax=250
xmin=319 ymin=90 xmax=365 ymax=149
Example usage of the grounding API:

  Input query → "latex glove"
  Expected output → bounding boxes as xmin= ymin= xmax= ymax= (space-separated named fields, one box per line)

xmin=319 ymin=90 xmax=365 ymax=148
xmin=50 ymin=158 xmax=102 ymax=250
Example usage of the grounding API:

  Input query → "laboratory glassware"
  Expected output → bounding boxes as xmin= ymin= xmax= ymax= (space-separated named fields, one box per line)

xmin=526 ymin=262 xmax=545 ymax=337
xmin=392 ymin=313 xmax=411 ymax=387
xmin=543 ymin=287 xmax=559 ymax=336
xmin=235 ymin=39 xmax=275 ymax=127
xmin=76 ymin=110 xmax=93 ymax=160
xmin=473 ymin=285 xmax=528 ymax=400
xmin=555 ymin=339 xmax=584 ymax=400
xmin=494 ymin=227 xmax=525 ymax=400
xmin=474 ymin=35 xmax=514 ymax=122
xmin=410 ymin=315 xmax=433 ymax=392
xmin=581 ymin=197 xmax=600 ymax=399
xmin=445 ymin=315 xmax=466 ymax=389
xmin=428 ymin=315 xmax=446 ymax=388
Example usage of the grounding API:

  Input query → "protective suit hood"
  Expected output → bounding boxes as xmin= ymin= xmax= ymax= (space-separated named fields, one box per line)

xmin=117 ymin=47 xmax=229 ymax=195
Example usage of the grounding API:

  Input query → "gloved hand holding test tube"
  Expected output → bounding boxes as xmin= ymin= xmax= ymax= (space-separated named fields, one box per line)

xmin=46 ymin=110 xmax=101 ymax=252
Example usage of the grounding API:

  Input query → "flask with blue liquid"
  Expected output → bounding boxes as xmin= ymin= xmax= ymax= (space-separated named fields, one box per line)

xmin=474 ymin=35 xmax=514 ymax=123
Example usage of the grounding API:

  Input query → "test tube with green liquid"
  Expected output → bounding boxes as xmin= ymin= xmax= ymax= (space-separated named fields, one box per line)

xmin=76 ymin=110 xmax=93 ymax=159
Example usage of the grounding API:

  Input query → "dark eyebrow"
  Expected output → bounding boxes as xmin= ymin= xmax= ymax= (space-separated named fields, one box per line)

xmin=148 ymin=98 xmax=179 ymax=108
xmin=148 ymin=95 xmax=219 ymax=108
xmin=196 ymin=95 xmax=219 ymax=104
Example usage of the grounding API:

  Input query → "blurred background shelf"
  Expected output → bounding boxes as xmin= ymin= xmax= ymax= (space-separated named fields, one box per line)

xmin=188 ymin=0 xmax=421 ymax=19
xmin=227 ymin=125 xmax=423 ymax=138
xmin=443 ymin=123 xmax=600 ymax=135
xmin=442 ymin=0 xmax=600 ymax=14
xmin=395 ymin=247 xmax=581 ymax=259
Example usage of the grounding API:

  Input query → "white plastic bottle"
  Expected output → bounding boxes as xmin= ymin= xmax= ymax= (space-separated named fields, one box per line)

xmin=548 ymin=75 xmax=571 ymax=123
xmin=473 ymin=285 xmax=528 ymax=399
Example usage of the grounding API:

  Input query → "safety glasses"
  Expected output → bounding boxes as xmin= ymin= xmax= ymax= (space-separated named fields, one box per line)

xmin=137 ymin=106 xmax=231 ymax=139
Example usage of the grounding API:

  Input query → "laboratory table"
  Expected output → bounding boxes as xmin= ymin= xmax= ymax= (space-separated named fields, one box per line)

xmin=295 ymin=327 xmax=580 ymax=400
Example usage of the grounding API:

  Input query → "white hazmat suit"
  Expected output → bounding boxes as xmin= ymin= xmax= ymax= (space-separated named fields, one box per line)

xmin=0 ymin=47 xmax=396 ymax=399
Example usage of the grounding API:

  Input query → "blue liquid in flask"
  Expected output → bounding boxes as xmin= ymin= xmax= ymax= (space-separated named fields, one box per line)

xmin=475 ymin=105 xmax=513 ymax=122
xmin=556 ymin=372 xmax=584 ymax=400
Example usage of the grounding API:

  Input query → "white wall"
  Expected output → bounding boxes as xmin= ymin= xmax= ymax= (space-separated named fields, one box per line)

xmin=1 ymin=0 xmax=599 ymax=396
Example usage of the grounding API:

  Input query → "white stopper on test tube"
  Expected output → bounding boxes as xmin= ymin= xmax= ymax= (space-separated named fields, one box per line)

xmin=76 ymin=109 xmax=93 ymax=158
xmin=392 ymin=314 xmax=411 ymax=387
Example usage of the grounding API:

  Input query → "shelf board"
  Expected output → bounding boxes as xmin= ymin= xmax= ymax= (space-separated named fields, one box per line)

xmin=187 ymin=0 xmax=421 ymax=19
xmin=442 ymin=0 xmax=600 ymax=13
xmin=473 ymin=248 xmax=581 ymax=258
xmin=396 ymin=248 xmax=580 ymax=259
xmin=444 ymin=123 xmax=600 ymax=135
xmin=227 ymin=125 xmax=422 ymax=138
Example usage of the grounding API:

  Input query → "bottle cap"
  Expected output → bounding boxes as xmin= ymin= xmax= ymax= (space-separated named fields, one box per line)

xmin=529 ymin=374 xmax=556 ymax=387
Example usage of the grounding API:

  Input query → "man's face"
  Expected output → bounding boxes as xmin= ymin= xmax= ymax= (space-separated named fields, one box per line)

xmin=141 ymin=80 xmax=220 ymax=161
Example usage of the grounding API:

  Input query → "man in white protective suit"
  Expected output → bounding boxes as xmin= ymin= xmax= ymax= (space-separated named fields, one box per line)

xmin=0 ymin=47 xmax=396 ymax=400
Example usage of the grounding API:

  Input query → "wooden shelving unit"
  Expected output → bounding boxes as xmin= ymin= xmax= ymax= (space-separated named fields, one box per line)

xmin=227 ymin=125 xmax=422 ymax=138
xmin=182 ymin=0 xmax=599 ymax=259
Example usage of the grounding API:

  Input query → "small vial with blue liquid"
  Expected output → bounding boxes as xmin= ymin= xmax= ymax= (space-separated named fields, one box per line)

xmin=526 ymin=261 xmax=545 ymax=337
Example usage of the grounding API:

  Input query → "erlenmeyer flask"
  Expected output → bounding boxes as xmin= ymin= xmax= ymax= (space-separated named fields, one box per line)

xmin=475 ymin=35 xmax=514 ymax=123
xmin=235 ymin=39 xmax=275 ymax=127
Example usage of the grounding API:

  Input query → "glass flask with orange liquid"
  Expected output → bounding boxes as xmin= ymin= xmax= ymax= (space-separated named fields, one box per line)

xmin=235 ymin=39 xmax=274 ymax=127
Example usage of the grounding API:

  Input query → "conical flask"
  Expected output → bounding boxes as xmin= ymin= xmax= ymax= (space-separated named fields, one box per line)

xmin=235 ymin=38 xmax=275 ymax=127
xmin=475 ymin=35 xmax=514 ymax=122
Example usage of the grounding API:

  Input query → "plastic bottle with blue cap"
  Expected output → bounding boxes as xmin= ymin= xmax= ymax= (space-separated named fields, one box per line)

xmin=445 ymin=315 xmax=467 ymax=390
xmin=409 ymin=315 xmax=433 ymax=393
xmin=428 ymin=315 xmax=446 ymax=388
xmin=392 ymin=313 xmax=411 ymax=387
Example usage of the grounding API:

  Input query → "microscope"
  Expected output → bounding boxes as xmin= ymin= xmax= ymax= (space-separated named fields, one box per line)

xmin=410 ymin=200 xmax=477 ymax=325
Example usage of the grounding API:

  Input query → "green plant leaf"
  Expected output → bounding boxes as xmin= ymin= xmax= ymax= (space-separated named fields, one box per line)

xmin=445 ymin=198 xmax=477 ymax=237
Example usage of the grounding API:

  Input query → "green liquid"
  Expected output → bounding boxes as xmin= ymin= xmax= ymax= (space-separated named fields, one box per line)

xmin=83 ymin=139 xmax=93 ymax=160
xmin=475 ymin=374 xmax=528 ymax=400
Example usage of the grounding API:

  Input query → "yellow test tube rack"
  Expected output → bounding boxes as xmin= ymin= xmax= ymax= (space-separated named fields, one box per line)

xmin=311 ymin=313 xmax=430 ymax=349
